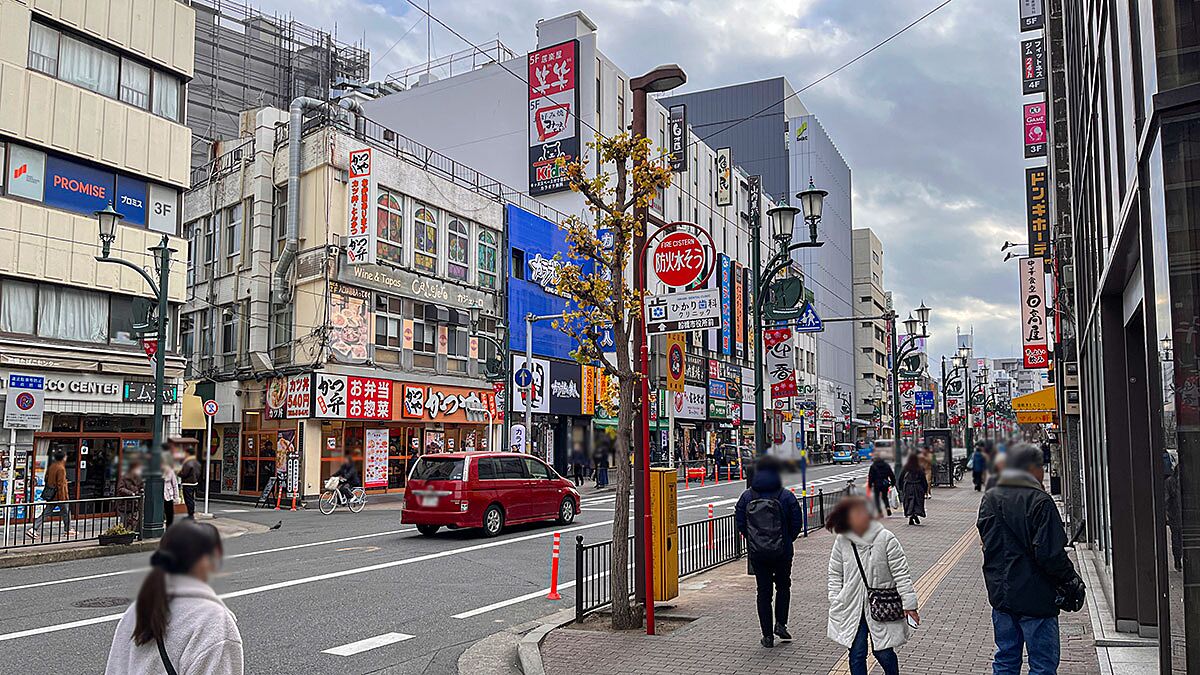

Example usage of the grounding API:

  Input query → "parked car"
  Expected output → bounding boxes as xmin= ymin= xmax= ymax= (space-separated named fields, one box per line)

xmin=858 ymin=443 xmax=874 ymax=461
xmin=402 ymin=452 xmax=581 ymax=537
xmin=832 ymin=443 xmax=862 ymax=464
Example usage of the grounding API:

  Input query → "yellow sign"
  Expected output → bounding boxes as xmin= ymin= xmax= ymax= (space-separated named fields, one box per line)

xmin=581 ymin=365 xmax=596 ymax=416
xmin=666 ymin=333 xmax=686 ymax=393
xmin=1016 ymin=410 xmax=1054 ymax=424
xmin=649 ymin=468 xmax=679 ymax=602
xmin=1012 ymin=386 xmax=1056 ymax=412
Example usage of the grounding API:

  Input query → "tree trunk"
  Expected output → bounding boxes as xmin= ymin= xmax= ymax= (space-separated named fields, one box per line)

xmin=609 ymin=373 xmax=639 ymax=629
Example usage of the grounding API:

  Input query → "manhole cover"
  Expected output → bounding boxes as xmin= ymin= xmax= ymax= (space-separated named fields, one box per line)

xmin=73 ymin=597 xmax=131 ymax=608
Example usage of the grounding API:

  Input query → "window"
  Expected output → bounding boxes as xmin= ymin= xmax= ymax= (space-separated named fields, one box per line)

xmin=511 ymin=248 xmax=526 ymax=281
xmin=374 ymin=296 xmax=402 ymax=349
xmin=119 ymin=57 xmax=150 ymax=109
xmin=447 ymin=219 xmax=469 ymax=281
xmin=617 ymin=77 xmax=626 ymax=130
xmin=498 ymin=457 xmax=528 ymax=479
xmin=0 ymin=279 xmax=37 ymax=334
xmin=184 ymin=220 xmax=198 ymax=287
xmin=109 ymin=295 xmax=144 ymax=345
xmin=525 ymin=457 xmax=550 ymax=480
xmin=202 ymin=215 xmax=216 ymax=275
xmin=447 ymin=325 xmax=468 ymax=373
xmin=220 ymin=307 xmax=237 ymax=357
xmin=376 ymin=189 xmax=403 ymax=265
xmin=198 ymin=308 xmax=214 ymax=363
xmin=27 ymin=23 xmax=59 ymax=75
xmin=272 ymin=185 xmax=288 ymax=260
xmin=477 ymin=229 xmax=498 ymax=289
xmin=412 ymin=320 xmax=436 ymax=355
xmin=413 ymin=205 xmax=438 ymax=274
xmin=37 ymin=284 xmax=108 ymax=343
xmin=224 ymin=202 xmax=242 ymax=274
xmin=58 ymin=34 xmax=119 ymax=98
xmin=180 ymin=314 xmax=195 ymax=363
xmin=151 ymin=70 xmax=180 ymax=121
xmin=269 ymin=303 xmax=292 ymax=350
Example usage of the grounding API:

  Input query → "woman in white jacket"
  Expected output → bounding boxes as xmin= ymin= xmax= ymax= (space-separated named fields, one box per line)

xmin=826 ymin=496 xmax=918 ymax=675
xmin=106 ymin=519 xmax=243 ymax=675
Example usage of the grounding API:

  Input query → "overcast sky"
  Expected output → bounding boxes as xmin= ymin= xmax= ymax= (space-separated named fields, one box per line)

xmin=250 ymin=0 xmax=1028 ymax=362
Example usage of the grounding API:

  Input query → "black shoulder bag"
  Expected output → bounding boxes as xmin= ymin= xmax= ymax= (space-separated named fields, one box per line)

xmin=156 ymin=636 xmax=178 ymax=675
xmin=850 ymin=542 xmax=905 ymax=622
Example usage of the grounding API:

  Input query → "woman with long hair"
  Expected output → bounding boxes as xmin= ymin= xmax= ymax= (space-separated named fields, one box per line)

xmin=900 ymin=453 xmax=929 ymax=525
xmin=826 ymin=496 xmax=918 ymax=675
xmin=106 ymin=519 xmax=243 ymax=674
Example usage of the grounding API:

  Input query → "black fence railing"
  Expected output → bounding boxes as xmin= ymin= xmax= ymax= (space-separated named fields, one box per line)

xmin=800 ymin=487 xmax=848 ymax=535
xmin=575 ymin=534 xmax=636 ymax=621
xmin=678 ymin=512 xmax=742 ymax=578
xmin=1 ymin=496 xmax=142 ymax=549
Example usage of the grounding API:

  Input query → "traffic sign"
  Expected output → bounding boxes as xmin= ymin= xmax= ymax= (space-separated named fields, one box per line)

xmin=652 ymin=231 xmax=706 ymax=287
xmin=203 ymin=400 xmax=219 ymax=417
xmin=514 ymin=367 xmax=534 ymax=389
xmin=644 ymin=288 xmax=720 ymax=335
xmin=794 ymin=301 xmax=824 ymax=333
xmin=4 ymin=373 xmax=45 ymax=430
xmin=914 ymin=390 xmax=935 ymax=411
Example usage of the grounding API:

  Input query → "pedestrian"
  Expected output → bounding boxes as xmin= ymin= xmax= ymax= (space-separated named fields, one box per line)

xmin=734 ymin=455 xmax=803 ymax=648
xmin=116 ymin=460 xmax=144 ymax=532
xmin=27 ymin=450 xmax=75 ymax=539
xmin=918 ymin=448 xmax=933 ymax=498
xmin=106 ymin=519 xmax=243 ymax=675
xmin=825 ymin=495 xmax=919 ymax=675
xmin=978 ymin=443 xmax=1085 ymax=675
xmin=970 ymin=444 xmax=988 ymax=492
xmin=569 ymin=448 xmax=586 ymax=487
xmin=899 ymin=454 xmax=928 ymax=525
xmin=867 ymin=455 xmax=895 ymax=517
xmin=178 ymin=448 xmax=202 ymax=519
xmin=593 ymin=447 xmax=609 ymax=487
xmin=984 ymin=453 xmax=1006 ymax=491
xmin=162 ymin=449 xmax=179 ymax=529
xmin=1166 ymin=462 xmax=1183 ymax=571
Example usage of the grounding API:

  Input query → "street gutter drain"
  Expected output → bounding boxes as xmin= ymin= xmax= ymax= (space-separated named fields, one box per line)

xmin=74 ymin=597 xmax=131 ymax=608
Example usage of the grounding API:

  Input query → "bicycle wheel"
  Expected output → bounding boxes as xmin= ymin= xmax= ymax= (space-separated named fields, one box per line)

xmin=348 ymin=487 xmax=367 ymax=513
xmin=319 ymin=490 xmax=337 ymax=515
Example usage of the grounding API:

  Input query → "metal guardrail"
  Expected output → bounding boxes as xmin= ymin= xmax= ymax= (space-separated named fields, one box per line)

xmin=190 ymin=138 xmax=255 ymax=188
xmin=1 ymin=495 xmax=142 ymax=549
xmin=575 ymin=534 xmax=636 ymax=621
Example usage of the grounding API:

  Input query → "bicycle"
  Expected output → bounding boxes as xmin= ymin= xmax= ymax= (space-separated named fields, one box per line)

xmin=319 ymin=477 xmax=367 ymax=515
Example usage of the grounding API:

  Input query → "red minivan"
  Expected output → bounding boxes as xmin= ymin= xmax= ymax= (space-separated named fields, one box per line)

xmin=402 ymin=452 xmax=581 ymax=537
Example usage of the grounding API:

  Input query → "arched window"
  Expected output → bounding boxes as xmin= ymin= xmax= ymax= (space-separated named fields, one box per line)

xmin=413 ymin=205 xmax=438 ymax=274
xmin=447 ymin=219 xmax=469 ymax=281
xmin=376 ymin=189 xmax=403 ymax=265
xmin=477 ymin=229 xmax=497 ymax=289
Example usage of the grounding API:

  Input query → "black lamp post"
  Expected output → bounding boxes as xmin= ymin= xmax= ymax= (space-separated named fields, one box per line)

xmin=889 ymin=302 xmax=930 ymax=478
xmin=468 ymin=306 xmax=507 ymax=451
xmin=95 ymin=201 xmax=174 ymax=540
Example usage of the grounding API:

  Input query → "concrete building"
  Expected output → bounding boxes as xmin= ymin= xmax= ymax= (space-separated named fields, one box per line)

xmin=0 ymin=0 xmax=193 ymax=504
xmin=852 ymin=228 xmax=888 ymax=434
xmin=990 ymin=357 xmax=1046 ymax=399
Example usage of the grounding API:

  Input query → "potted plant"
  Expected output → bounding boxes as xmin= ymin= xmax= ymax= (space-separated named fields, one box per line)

xmin=99 ymin=524 xmax=137 ymax=546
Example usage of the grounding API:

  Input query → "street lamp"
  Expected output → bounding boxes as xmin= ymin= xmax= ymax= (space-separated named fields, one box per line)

xmin=94 ymin=201 xmax=174 ymax=540
xmin=797 ymin=178 xmax=827 ymax=244
xmin=468 ymin=306 xmax=508 ymax=452
xmin=767 ymin=204 xmax=800 ymax=247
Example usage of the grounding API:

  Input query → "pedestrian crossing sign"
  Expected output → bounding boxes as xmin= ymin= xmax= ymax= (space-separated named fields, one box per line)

xmin=794 ymin=301 xmax=824 ymax=333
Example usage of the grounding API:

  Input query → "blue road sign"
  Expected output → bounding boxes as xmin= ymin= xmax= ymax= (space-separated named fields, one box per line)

xmin=794 ymin=301 xmax=824 ymax=333
xmin=915 ymin=390 xmax=935 ymax=411
xmin=515 ymin=368 xmax=534 ymax=388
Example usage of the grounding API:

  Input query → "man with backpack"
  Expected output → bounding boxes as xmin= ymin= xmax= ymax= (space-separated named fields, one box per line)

xmin=735 ymin=455 xmax=804 ymax=648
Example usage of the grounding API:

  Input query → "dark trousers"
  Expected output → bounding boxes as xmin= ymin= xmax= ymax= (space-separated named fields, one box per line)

xmin=1171 ymin=525 xmax=1183 ymax=565
xmin=873 ymin=485 xmax=891 ymax=514
xmin=849 ymin=617 xmax=899 ymax=675
xmin=182 ymin=486 xmax=197 ymax=518
xmin=751 ymin=555 xmax=792 ymax=637
xmin=973 ymin=470 xmax=984 ymax=491
xmin=164 ymin=499 xmax=174 ymax=528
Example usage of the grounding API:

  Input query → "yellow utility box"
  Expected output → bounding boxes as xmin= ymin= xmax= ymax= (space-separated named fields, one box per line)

xmin=649 ymin=467 xmax=679 ymax=602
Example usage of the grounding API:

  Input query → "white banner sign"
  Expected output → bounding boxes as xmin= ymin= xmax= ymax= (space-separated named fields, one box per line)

xmin=313 ymin=373 xmax=348 ymax=418
xmin=671 ymin=384 xmax=707 ymax=421
xmin=715 ymin=147 xmax=732 ymax=207
xmin=345 ymin=148 xmax=376 ymax=265
xmin=364 ymin=428 xmax=389 ymax=488
xmin=1019 ymin=256 xmax=1050 ymax=369
xmin=644 ymin=288 xmax=721 ymax=334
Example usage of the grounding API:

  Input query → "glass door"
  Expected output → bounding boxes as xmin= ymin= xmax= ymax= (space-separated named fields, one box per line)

xmin=79 ymin=437 xmax=120 ymax=506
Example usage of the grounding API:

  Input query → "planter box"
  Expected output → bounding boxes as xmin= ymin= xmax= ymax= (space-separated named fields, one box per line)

xmin=99 ymin=533 xmax=137 ymax=546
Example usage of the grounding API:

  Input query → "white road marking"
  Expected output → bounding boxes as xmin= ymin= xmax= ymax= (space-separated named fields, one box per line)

xmin=0 ymin=528 xmax=416 ymax=594
xmin=322 ymin=632 xmax=414 ymax=656
xmin=220 ymin=509 xmax=250 ymax=513
xmin=451 ymin=582 xmax=576 ymax=619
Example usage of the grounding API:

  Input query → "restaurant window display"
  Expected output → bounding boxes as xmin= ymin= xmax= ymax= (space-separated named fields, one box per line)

xmin=239 ymin=412 xmax=295 ymax=496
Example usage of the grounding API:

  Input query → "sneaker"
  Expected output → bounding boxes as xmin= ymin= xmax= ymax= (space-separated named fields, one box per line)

xmin=774 ymin=623 xmax=792 ymax=641
xmin=760 ymin=635 xmax=774 ymax=648
xmin=25 ymin=529 xmax=38 ymax=539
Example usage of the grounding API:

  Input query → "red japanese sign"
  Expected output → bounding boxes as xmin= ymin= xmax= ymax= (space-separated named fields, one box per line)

xmin=528 ymin=40 xmax=580 ymax=196
xmin=345 ymin=148 xmax=375 ymax=264
xmin=347 ymin=376 xmax=391 ymax=420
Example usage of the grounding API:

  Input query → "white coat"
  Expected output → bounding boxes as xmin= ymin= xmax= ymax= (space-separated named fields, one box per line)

xmin=826 ymin=521 xmax=918 ymax=651
xmin=106 ymin=574 xmax=243 ymax=675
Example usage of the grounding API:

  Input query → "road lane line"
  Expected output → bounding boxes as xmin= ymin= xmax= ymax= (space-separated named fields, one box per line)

xmin=322 ymin=632 xmax=414 ymax=656
xmin=451 ymin=581 xmax=576 ymax=619
xmin=0 ymin=528 xmax=416 ymax=594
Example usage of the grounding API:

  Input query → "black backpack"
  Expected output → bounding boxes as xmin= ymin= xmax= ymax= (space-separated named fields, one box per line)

xmin=745 ymin=490 xmax=789 ymax=558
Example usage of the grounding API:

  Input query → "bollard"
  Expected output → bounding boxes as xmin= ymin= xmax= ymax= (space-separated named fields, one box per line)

xmin=701 ymin=462 xmax=706 ymax=487
xmin=819 ymin=489 xmax=826 ymax=527
xmin=715 ymin=463 xmax=721 ymax=485
xmin=685 ymin=462 xmax=690 ymax=489
xmin=707 ymin=504 xmax=715 ymax=550
xmin=547 ymin=532 xmax=562 ymax=600
xmin=274 ymin=483 xmax=283 ymax=510
xmin=740 ymin=463 xmax=745 ymax=481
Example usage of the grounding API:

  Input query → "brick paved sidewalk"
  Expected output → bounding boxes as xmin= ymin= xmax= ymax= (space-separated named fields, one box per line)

xmin=541 ymin=484 xmax=1100 ymax=674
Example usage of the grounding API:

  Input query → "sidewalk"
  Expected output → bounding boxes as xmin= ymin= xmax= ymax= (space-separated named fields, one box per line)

xmin=540 ymin=484 xmax=1101 ymax=674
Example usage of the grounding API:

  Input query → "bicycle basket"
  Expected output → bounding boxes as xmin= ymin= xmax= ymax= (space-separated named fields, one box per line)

xmin=324 ymin=477 xmax=341 ymax=491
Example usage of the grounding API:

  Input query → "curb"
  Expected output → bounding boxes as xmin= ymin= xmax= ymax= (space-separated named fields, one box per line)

xmin=0 ymin=539 xmax=158 ymax=569
xmin=517 ymin=608 xmax=575 ymax=675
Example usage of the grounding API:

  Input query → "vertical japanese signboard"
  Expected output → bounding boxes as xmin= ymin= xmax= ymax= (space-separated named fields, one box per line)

xmin=1023 ymin=102 xmax=1047 ymax=158
xmin=715 ymin=148 xmax=732 ymax=206
xmin=528 ymin=40 xmax=580 ymax=196
xmin=1025 ymin=166 xmax=1051 ymax=262
xmin=734 ymin=261 xmax=745 ymax=360
xmin=668 ymin=104 xmax=687 ymax=172
xmin=1019 ymin=256 xmax=1050 ymax=369
xmin=1021 ymin=38 xmax=1047 ymax=94
xmin=719 ymin=254 xmax=732 ymax=356
xmin=764 ymin=328 xmax=797 ymax=400
xmin=313 ymin=373 xmax=347 ymax=418
xmin=1019 ymin=0 xmax=1044 ymax=30
xmin=666 ymin=333 xmax=686 ymax=393
xmin=345 ymin=148 xmax=376 ymax=264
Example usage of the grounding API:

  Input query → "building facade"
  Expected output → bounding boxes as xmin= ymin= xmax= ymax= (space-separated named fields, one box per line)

xmin=0 ymin=0 xmax=193 ymax=507
xmin=852 ymin=228 xmax=888 ymax=434
xmin=1046 ymin=0 xmax=1197 ymax=668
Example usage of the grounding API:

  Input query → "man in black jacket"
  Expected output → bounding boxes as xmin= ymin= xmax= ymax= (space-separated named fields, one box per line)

xmin=867 ymin=455 xmax=895 ymax=516
xmin=977 ymin=443 xmax=1084 ymax=675
xmin=735 ymin=456 xmax=803 ymax=649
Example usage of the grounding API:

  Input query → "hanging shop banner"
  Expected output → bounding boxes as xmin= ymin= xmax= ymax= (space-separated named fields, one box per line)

xmin=672 ymin=384 xmax=707 ymax=421
xmin=668 ymin=104 xmax=687 ymax=172
xmin=276 ymin=429 xmax=297 ymax=463
xmin=744 ymin=266 xmax=755 ymax=360
xmin=685 ymin=354 xmax=707 ymax=386
xmin=491 ymin=381 xmax=506 ymax=422
xmin=734 ymin=261 xmax=745 ymax=360
xmin=347 ymin=376 xmax=391 ymax=420
xmin=666 ymin=333 xmax=686 ymax=393
xmin=764 ymin=327 xmax=798 ymax=399
xmin=313 ymin=373 xmax=348 ymax=418
xmin=715 ymin=147 xmax=733 ymax=207
xmin=265 ymin=378 xmax=287 ymax=420
xmin=581 ymin=365 xmax=597 ymax=416
xmin=1019 ymin=0 xmax=1045 ymax=31
xmin=1023 ymin=102 xmax=1047 ymax=158
xmin=528 ymin=40 xmax=580 ymax=196
xmin=1021 ymin=38 xmax=1047 ymax=94
xmin=720 ymin=254 xmax=732 ymax=356
xmin=1025 ymin=167 xmax=1051 ymax=262
xmin=1019 ymin=256 xmax=1050 ymax=369
xmin=549 ymin=360 xmax=584 ymax=415
xmin=345 ymin=147 xmax=376 ymax=264
xmin=328 ymin=283 xmax=371 ymax=364
xmin=364 ymin=428 xmax=389 ymax=488
xmin=511 ymin=355 xmax=551 ymax=414
xmin=285 ymin=374 xmax=311 ymax=418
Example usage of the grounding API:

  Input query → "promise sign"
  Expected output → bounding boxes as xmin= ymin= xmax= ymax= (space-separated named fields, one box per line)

xmin=1020 ymin=256 xmax=1050 ymax=369
xmin=1025 ymin=166 xmax=1051 ymax=262
xmin=528 ymin=40 xmax=580 ymax=196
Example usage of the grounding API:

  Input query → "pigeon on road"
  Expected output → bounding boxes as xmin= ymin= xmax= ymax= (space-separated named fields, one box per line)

xmin=269 ymin=520 xmax=282 ymax=530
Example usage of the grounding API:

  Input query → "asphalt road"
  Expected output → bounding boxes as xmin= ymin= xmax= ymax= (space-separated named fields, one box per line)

xmin=0 ymin=462 xmax=869 ymax=675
